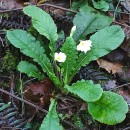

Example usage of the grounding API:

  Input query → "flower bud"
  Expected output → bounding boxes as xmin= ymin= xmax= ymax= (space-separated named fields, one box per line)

xmin=70 ymin=25 xmax=76 ymax=37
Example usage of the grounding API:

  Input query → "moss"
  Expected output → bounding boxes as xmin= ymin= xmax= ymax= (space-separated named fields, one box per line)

xmin=0 ymin=50 xmax=18 ymax=74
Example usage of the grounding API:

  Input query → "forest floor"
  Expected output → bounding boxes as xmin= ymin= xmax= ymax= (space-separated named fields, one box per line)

xmin=0 ymin=0 xmax=130 ymax=130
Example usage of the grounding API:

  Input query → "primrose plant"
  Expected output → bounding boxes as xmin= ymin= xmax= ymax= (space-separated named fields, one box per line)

xmin=7 ymin=5 xmax=128 ymax=129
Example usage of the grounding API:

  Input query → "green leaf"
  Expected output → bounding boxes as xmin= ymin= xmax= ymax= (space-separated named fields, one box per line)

xmin=23 ymin=6 xmax=58 ymax=55
xmin=61 ymin=37 xmax=78 ymax=85
xmin=17 ymin=61 xmax=44 ymax=80
xmin=58 ymin=30 xmax=65 ymax=42
xmin=73 ymin=5 xmax=113 ymax=42
xmin=71 ymin=0 xmax=87 ymax=11
xmin=88 ymin=91 xmax=128 ymax=125
xmin=92 ymin=0 xmax=109 ymax=11
xmin=70 ymin=25 xmax=125 ymax=83
xmin=65 ymin=80 xmax=103 ymax=102
xmin=40 ymin=99 xmax=63 ymax=130
xmin=7 ymin=30 xmax=61 ymax=87
xmin=7 ymin=30 xmax=51 ymax=74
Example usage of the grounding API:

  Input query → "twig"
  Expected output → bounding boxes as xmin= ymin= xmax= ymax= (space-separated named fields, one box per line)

xmin=0 ymin=7 xmax=21 ymax=13
xmin=0 ymin=88 xmax=48 ymax=113
xmin=0 ymin=88 xmax=82 ymax=130
xmin=70 ymin=0 xmax=72 ymax=8
xmin=41 ymin=3 xmax=77 ymax=13
xmin=0 ymin=36 xmax=4 ymax=47
xmin=1 ymin=127 xmax=22 ymax=130
xmin=122 ymin=127 xmax=130 ymax=130
xmin=19 ymin=73 xmax=25 ymax=115
xmin=0 ymin=3 xmax=77 ymax=14
xmin=108 ymin=10 xmax=130 ymax=15
xmin=10 ymin=74 xmax=18 ymax=110
xmin=110 ymin=82 xmax=130 ymax=91
xmin=114 ymin=0 xmax=120 ymax=19
xmin=113 ymin=21 xmax=130 ymax=28
xmin=23 ymin=78 xmax=37 ymax=85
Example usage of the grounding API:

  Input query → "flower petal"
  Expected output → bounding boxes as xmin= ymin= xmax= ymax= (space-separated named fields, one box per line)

xmin=54 ymin=53 xmax=59 ymax=60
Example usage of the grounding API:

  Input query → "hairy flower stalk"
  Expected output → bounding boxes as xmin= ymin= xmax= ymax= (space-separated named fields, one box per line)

xmin=54 ymin=52 xmax=66 ymax=62
xmin=77 ymin=40 xmax=92 ymax=53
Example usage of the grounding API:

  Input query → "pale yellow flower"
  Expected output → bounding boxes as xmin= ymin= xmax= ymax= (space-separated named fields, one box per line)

xmin=54 ymin=52 xmax=66 ymax=62
xmin=77 ymin=40 xmax=92 ymax=53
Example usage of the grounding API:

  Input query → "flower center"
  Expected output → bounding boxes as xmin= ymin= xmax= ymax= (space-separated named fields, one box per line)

xmin=57 ymin=56 xmax=61 ymax=61
xmin=81 ymin=41 xmax=85 ymax=46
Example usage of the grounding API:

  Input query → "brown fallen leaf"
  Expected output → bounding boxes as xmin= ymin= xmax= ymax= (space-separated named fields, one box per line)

xmin=24 ymin=78 xmax=54 ymax=106
xmin=97 ymin=58 xmax=123 ymax=74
